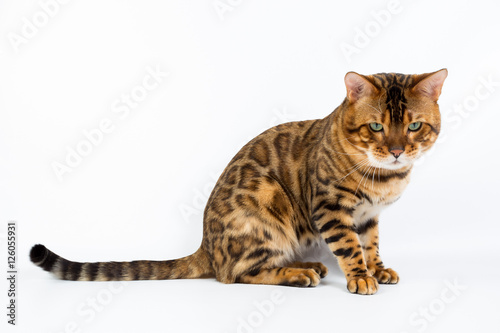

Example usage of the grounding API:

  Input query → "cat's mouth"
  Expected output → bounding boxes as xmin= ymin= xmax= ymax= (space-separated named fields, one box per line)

xmin=367 ymin=152 xmax=410 ymax=170
xmin=371 ymin=156 xmax=411 ymax=170
xmin=382 ymin=158 xmax=410 ymax=170
xmin=376 ymin=161 xmax=407 ymax=171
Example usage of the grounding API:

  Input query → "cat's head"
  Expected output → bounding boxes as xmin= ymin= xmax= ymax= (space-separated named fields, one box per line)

xmin=340 ymin=69 xmax=447 ymax=170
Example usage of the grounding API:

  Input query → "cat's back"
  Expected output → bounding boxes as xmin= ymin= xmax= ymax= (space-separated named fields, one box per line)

xmin=203 ymin=118 xmax=323 ymax=226
xmin=230 ymin=119 xmax=322 ymax=168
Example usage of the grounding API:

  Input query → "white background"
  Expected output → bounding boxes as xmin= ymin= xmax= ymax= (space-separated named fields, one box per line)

xmin=1 ymin=0 xmax=500 ymax=332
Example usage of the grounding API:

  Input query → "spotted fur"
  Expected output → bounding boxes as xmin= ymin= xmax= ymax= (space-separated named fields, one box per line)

xmin=31 ymin=69 xmax=447 ymax=294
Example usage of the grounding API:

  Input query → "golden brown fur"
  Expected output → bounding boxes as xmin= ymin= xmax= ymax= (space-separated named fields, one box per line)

xmin=31 ymin=69 xmax=447 ymax=295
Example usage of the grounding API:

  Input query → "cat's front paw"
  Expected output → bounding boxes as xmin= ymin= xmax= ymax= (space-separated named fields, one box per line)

xmin=290 ymin=261 xmax=328 ymax=278
xmin=287 ymin=268 xmax=321 ymax=287
xmin=347 ymin=276 xmax=379 ymax=295
xmin=373 ymin=268 xmax=399 ymax=284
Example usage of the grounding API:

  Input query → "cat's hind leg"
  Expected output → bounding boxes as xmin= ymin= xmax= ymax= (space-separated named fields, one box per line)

xmin=288 ymin=261 xmax=328 ymax=278
xmin=236 ymin=267 xmax=321 ymax=287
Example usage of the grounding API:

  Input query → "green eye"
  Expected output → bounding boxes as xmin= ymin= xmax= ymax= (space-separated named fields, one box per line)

xmin=369 ymin=123 xmax=383 ymax=132
xmin=408 ymin=122 xmax=422 ymax=131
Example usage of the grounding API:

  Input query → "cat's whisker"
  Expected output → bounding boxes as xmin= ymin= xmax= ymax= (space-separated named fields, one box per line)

xmin=354 ymin=169 xmax=367 ymax=196
xmin=343 ymin=157 xmax=370 ymax=171
xmin=359 ymin=101 xmax=382 ymax=114
xmin=327 ymin=135 xmax=367 ymax=156
xmin=371 ymin=166 xmax=376 ymax=191
xmin=336 ymin=166 xmax=366 ymax=186
xmin=325 ymin=146 xmax=366 ymax=156
xmin=334 ymin=134 xmax=357 ymax=143
xmin=363 ymin=165 xmax=374 ymax=190
xmin=342 ymin=157 xmax=370 ymax=173
xmin=344 ymin=138 xmax=363 ymax=151
xmin=371 ymin=163 xmax=381 ymax=192
xmin=354 ymin=163 xmax=373 ymax=195
xmin=336 ymin=159 xmax=370 ymax=184
xmin=377 ymin=93 xmax=385 ymax=115
xmin=363 ymin=165 xmax=373 ymax=191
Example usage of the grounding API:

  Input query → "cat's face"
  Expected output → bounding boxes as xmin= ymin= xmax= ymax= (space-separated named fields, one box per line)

xmin=341 ymin=70 xmax=447 ymax=170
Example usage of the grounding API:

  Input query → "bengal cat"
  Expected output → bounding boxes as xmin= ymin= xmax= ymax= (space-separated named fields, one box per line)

xmin=31 ymin=69 xmax=447 ymax=294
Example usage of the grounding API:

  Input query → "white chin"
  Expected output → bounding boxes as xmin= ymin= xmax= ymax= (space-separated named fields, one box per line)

xmin=368 ymin=154 xmax=411 ymax=170
xmin=380 ymin=160 xmax=409 ymax=170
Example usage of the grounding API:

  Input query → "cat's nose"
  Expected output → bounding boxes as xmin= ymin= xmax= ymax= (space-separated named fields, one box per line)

xmin=390 ymin=147 xmax=404 ymax=158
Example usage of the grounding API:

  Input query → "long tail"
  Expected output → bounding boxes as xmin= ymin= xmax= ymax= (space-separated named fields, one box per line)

xmin=30 ymin=244 xmax=215 ymax=281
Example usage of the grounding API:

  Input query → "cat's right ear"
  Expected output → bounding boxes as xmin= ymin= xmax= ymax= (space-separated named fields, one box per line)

xmin=344 ymin=72 xmax=377 ymax=103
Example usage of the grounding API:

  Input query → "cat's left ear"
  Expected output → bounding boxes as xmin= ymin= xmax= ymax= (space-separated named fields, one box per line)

xmin=412 ymin=69 xmax=448 ymax=102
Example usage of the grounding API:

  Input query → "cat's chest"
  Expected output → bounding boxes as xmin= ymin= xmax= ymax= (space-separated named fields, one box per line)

xmin=352 ymin=200 xmax=390 ymax=225
xmin=351 ymin=190 xmax=403 ymax=225
xmin=351 ymin=177 xmax=409 ymax=225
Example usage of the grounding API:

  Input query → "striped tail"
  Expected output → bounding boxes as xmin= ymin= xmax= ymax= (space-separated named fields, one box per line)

xmin=29 ymin=244 xmax=215 ymax=281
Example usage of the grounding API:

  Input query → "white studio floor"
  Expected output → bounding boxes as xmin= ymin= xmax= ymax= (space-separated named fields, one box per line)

xmin=13 ymin=181 xmax=500 ymax=333
xmin=19 ymin=247 xmax=498 ymax=333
